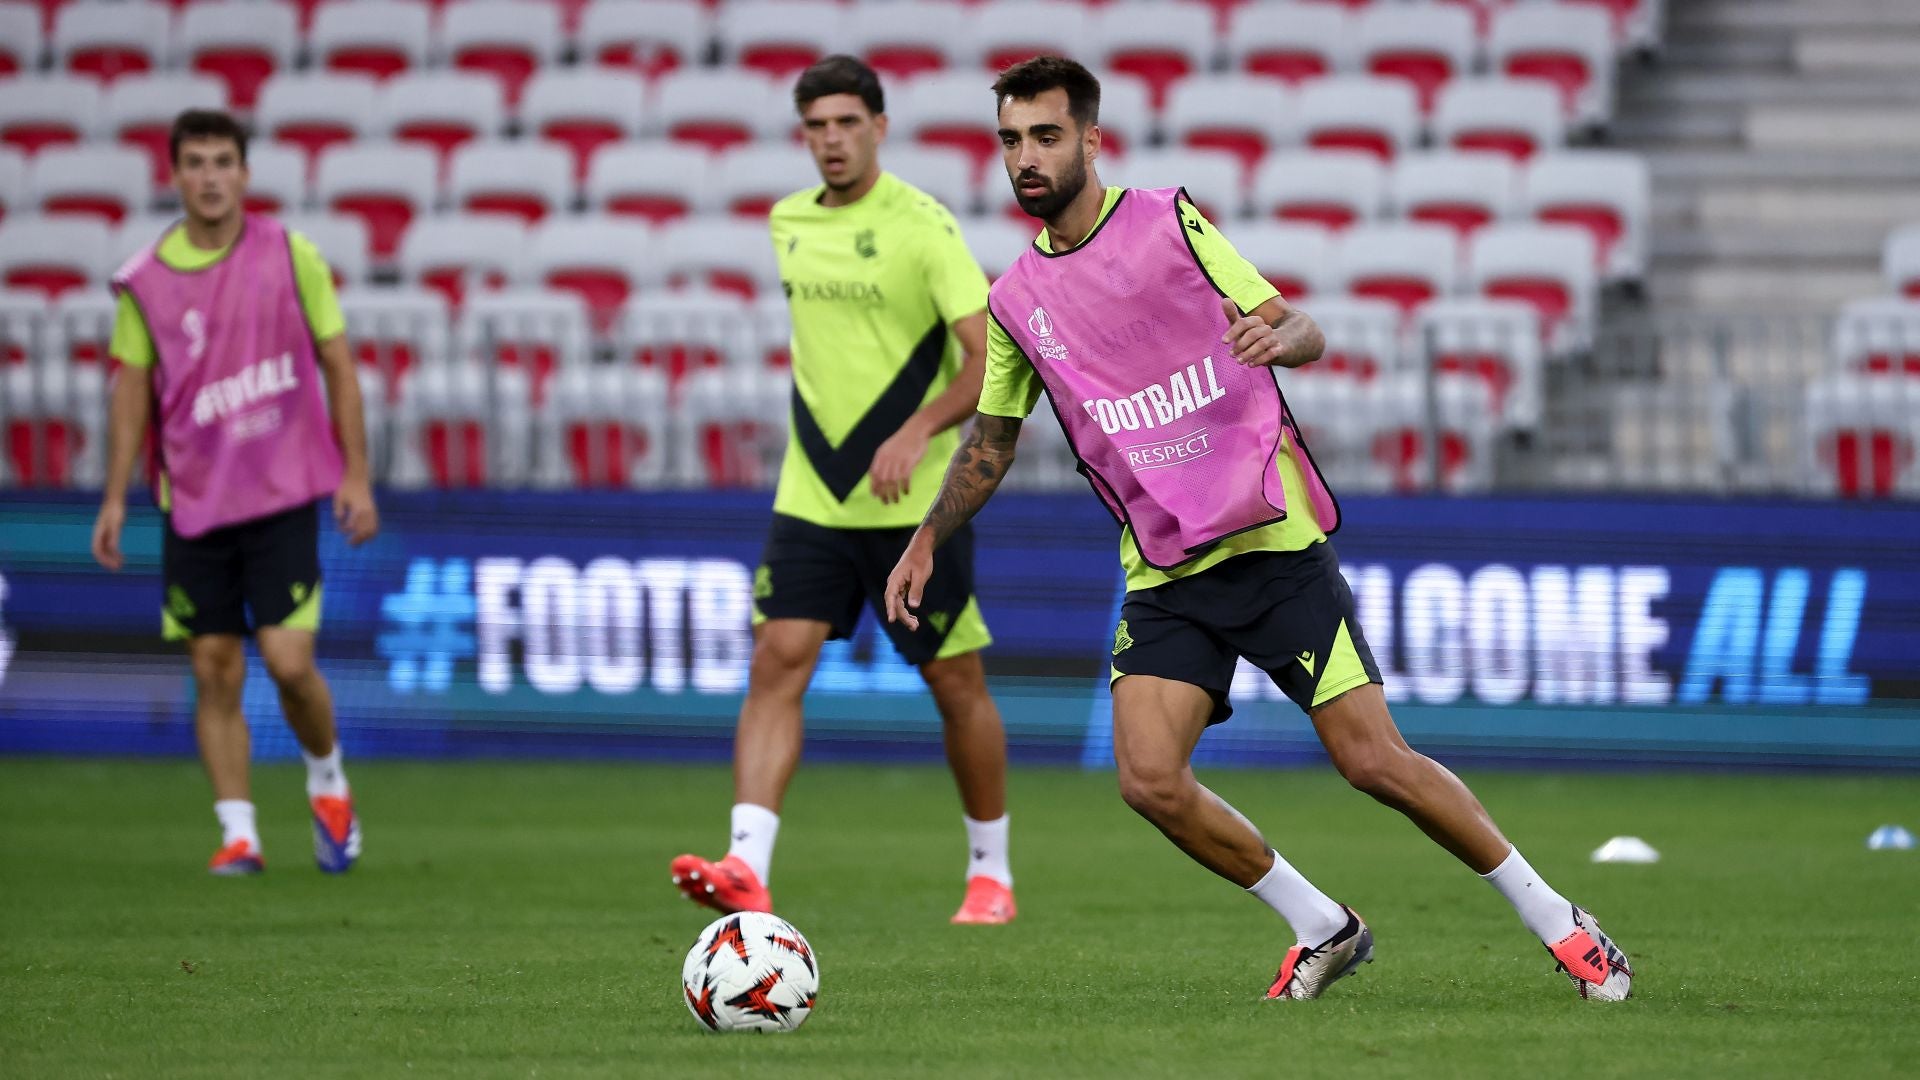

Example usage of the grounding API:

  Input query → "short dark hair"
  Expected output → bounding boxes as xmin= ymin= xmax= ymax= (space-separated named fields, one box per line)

xmin=169 ymin=109 xmax=249 ymax=166
xmin=991 ymin=55 xmax=1101 ymax=128
xmin=794 ymin=55 xmax=885 ymax=116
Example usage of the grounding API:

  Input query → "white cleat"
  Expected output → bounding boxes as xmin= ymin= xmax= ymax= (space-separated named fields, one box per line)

xmin=1264 ymin=906 xmax=1374 ymax=1000
xmin=1547 ymin=904 xmax=1634 ymax=1002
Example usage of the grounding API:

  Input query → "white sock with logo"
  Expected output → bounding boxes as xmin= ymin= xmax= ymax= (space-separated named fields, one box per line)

xmin=303 ymin=745 xmax=350 ymax=799
xmin=1247 ymin=849 xmax=1348 ymax=946
xmin=725 ymin=803 xmax=780 ymax=886
xmin=1481 ymin=846 xmax=1579 ymax=944
xmin=214 ymin=800 xmax=259 ymax=851
xmin=964 ymin=814 xmax=1012 ymax=887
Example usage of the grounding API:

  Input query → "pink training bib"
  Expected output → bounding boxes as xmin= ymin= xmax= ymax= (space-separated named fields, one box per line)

xmin=113 ymin=214 xmax=343 ymax=538
xmin=990 ymin=187 xmax=1339 ymax=570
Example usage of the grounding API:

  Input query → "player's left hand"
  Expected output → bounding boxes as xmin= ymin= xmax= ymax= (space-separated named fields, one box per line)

xmin=1221 ymin=297 xmax=1283 ymax=367
xmin=334 ymin=477 xmax=380 ymax=546
xmin=884 ymin=532 xmax=936 ymax=631
xmin=869 ymin=423 xmax=930 ymax=505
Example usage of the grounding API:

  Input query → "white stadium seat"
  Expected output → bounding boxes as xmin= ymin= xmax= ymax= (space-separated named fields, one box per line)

xmin=0 ymin=148 xmax=29 ymax=222
xmin=243 ymin=143 xmax=310 ymax=215
xmin=846 ymin=2 xmax=966 ymax=83
xmin=1295 ymin=76 xmax=1423 ymax=163
xmin=969 ymin=1 xmax=1093 ymax=73
xmin=523 ymin=217 xmax=658 ymax=331
xmin=884 ymin=146 xmax=981 ymax=218
xmin=256 ymin=73 xmax=379 ymax=168
xmin=448 ymin=140 xmax=576 ymax=225
xmin=315 ymin=141 xmax=441 ymax=262
xmin=1089 ymin=1 xmax=1220 ymax=109
xmin=279 ymin=212 xmax=374 ymax=288
xmin=338 ymin=285 xmax=453 ymax=398
xmin=0 ymin=4 xmax=42 ymax=76
xmin=1331 ymin=223 xmax=1461 ymax=317
xmin=28 ymin=144 xmax=150 ymax=225
xmin=310 ymin=0 xmax=432 ymax=81
xmin=177 ymin=0 xmax=299 ymax=110
xmin=1162 ymin=76 xmax=1295 ymax=177
xmin=1227 ymin=222 xmax=1339 ymax=301
xmin=653 ymin=217 xmax=781 ymax=301
xmin=1881 ymin=223 xmax=1920 ymax=299
xmin=520 ymin=68 xmax=647 ymax=183
xmin=0 ymin=216 xmax=113 ymax=299
xmin=1831 ymin=297 xmax=1920 ymax=377
xmin=649 ymin=69 xmax=790 ymax=153
xmin=586 ymin=141 xmax=714 ymax=223
xmin=1432 ymin=78 xmax=1566 ymax=162
xmin=0 ymin=76 xmax=100 ymax=157
xmin=1417 ymin=296 xmax=1546 ymax=429
xmin=535 ymin=364 xmax=672 ymax=488
xmin=1251 ymin=151 xmax=1387 ymax=231
xmin=1356 ymin=1 xmax=1478 ymax=114
xmin=1108 ymin=148 xmax=1245 ymax=223
xmin=1523 ymin=150 xmax=1650 ymax=283
xmin=1804 ymin=374 xmax=1920 ymax=498
xmin=716 ymin=0 xmax=843 ymax=81
xmin=399 ymin=214 xmax=529 ymax=311
xmin=577 ymin=0 xmax=713 ymax=79
xmin=381 ymin=71 xmax=508 ymax=165
xmin=1466 ymin=223 xmax=1599 ymax=352
xmin=1225 ymin=2 xmax=1355 ymax=86
xmin=100 ymin=74 xmax=227 ymax=189
xmin=1295 ymin=294 xmax=1404 ymax=381
xmin=1389 ymin=152 xmax=1521 ymax=242
xmin=1488 ymin=4 xmax=1617 ymax=128
xmin=710 ymin=144 xmax=824 ymax=218
xmin=440 ymin=0 xmax=565 ymax=108
xmin=53 ymin=1 xmax=168 ymax=85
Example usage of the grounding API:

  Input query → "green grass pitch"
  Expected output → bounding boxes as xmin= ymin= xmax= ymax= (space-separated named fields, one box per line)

xmin=2 ymin=758 xmax=1917 ymax=1078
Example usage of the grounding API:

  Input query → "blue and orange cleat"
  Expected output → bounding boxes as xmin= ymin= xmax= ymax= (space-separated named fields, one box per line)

xmin=950 ymin=876 xmax=1017 ymax=925
xmin=208 ymin=839 xmax=264 ymax=876
xmin=670 ymin=853 xmax=772 ymax=914
xmin=311 ymin=794 xmax=361 ymax=874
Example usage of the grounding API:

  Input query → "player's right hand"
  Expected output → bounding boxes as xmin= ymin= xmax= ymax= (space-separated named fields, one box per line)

xmin=92 ymin=500 xmax=126 ymax=571
xmin=884 ymin=532 xmax=935 ymax=630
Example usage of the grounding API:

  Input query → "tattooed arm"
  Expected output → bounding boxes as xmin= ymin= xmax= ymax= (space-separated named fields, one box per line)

xmin=1220 ymin=295 xmax=1325 ymax=370
xmin=884 ymin=412 xmax=1023 ymax=628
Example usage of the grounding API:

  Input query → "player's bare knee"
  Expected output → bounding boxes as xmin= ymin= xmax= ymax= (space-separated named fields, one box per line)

xmin=262 ymin=649 xmax=316 ymax=689
xmin=1117 ymin=763 xmax=1190 ymax=822
xmin=920 ymin=654 xmax=985 ymax=703
xmin=1336 ymin=746 xmax=1417 ymax=805
xmin=191 ymin=646 xmax=245 ymax=700
xmin=747 ymin=636 xmax=817 ymax=695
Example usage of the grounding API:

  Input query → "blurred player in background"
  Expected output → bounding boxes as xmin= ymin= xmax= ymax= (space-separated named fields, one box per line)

xmin=669 ymin=58 xmax=1017 ymax=925
xmin=888 ymin=57 xmax=1633 ymax=999
xmin=91 ymin=110 xmax=378 ymax=876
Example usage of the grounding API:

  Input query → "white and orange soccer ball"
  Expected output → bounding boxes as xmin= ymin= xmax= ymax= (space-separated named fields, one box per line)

xmin=680 ymin=911 xmax=819 ymax=1033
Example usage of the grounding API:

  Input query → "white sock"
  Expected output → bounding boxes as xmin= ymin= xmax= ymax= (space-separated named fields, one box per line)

xmin=725 ymin=803 xmax=779 ymax=886
xmin=302 ymin=745 xmax=349 ymax=799
xmin=964 ymin=814 xmax=1012 ymax=887
xmin=1247 ymin=848 xmax=1348 ymax=946
xmin=214 ymin=799 xmax=259 ymax=851
xmin=1481 ymin=845 xmax=1579 ymax=944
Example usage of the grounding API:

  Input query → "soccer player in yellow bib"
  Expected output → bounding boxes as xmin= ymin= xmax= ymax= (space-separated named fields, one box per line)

xmin=670 ymin=57 xmax=1016 ymax=925
xmin=888 ymin=57 xmax=1633 ymax=1000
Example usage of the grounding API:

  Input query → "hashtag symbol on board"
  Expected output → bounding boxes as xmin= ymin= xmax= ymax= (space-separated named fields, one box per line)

xmin=377 ymin=558 xmax=477 ymax=694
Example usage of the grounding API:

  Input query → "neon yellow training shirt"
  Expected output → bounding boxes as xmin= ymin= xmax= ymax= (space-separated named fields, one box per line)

xmin=978 ymin=187 xmax=1329 ymax=593
xmin=108 ymin=223 xmax=346 ymax=370
xmin=769 ymin=171 xmax=989 ymax=529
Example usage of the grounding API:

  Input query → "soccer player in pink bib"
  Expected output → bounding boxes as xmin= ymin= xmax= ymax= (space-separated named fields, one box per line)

xmin=886 ymin=58 xmax=1633 ymax=1002
xmin=91 ymin=110 xmax=378 ymax=877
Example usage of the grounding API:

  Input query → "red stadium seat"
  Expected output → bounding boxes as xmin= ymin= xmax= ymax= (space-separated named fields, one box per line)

xmin=1390 ymin=152 xmax=1519 ymax=241
xmin=310 ymin=0 xmax=431 ymax=81
xmin=179 ymin=1 xmax=298 ymax=110
xmin=1356 ymin=2 xmax=1477 ymax=115
xmin=400 ymin=216 xmax=525 ymax=312
xmin=677 ymin=366 xmax=789 ymax=488
xmin=54 ymin=292 xmax=117 ymax=368
xmin=1296 ymin=77 xmax=1421 ymax=163
xmin=1163 ymin=76 xmax=1294 ymax=176
xmin=1332 ymin=223 xmax=1460 ymax=318
xmin=1831 ymin=298 xmax=1920 ymax=380
xmin=315 ymin=142 xmax=439 ymax=263
xmin=457 ymin=289 xmax=593 ymax=407
xmin=2 ymin=357 xmax=105 ymax=487
xmin=536 ymin=364 xmax=670 ymax=488
xmin=718 ymin=0 xmax=841 ymax=81
xmin=897 ymin=72 xmax=1014 ymax=178
xmin=0 ymin=150 xmax=27 ymax=223
xmin=971 ymin=1 xmax=1090 ymax=73
xmin=1108 ymin=148 xmax=1245 ymax=223
xmin=338 ymin=286 xmax=451 ymax=399
xmin=520 ymin=69 xmax=646 ymax=184
xmin=442 ymin=0 xmax=563 ymax=109
xmin=382 ymin=72 xmax=506 ymax=167
xmin=1295 ymin=295 xmax=1404 ymax=382
xmin=0 ymin=77 xmax=99 ymax=156
xmin=101 ymin=74 xmax=226 ymax=189
xmin=615 ymin=292 xmax=754 ymax=388
xmin=1252 ymin=150 xmax=1387 ymax=231
xmin=54 ymin=1 xmax=166 ymax=84
xmin=29 ymin=144 xmax=150 ymax=224
xmin=1523 ymin=150 xmax=1649 ymax=282
xmin=1226 ymin=2 xmax=1354 ymax=86
xmin=651 ymin=70 xmax=785 ymax=155
xmin=711 ymin=145 xmax=821 ymax=219
xmin=1090 ymin=73 xmax=1153 ymax=162
xmin=1806 ymin=374 xmax=1920 ymax=498
xmin=256 ymin=73 xmax=379 ymax=173
xmin=848 ymin=2 xmax=963 ymax=82
xmin=587 ymin=142 xmax=713 ymax=224
xmin=0 ymin=216 xmax=111 ymax=299
xmin=243 ymin=144 xmax=310 ymax=216
xmin=0 ymin=5 xmax=43 ymax=76
xmin=1226 ymin=222 xmax=1338 ymax=300
xmin=525 ymin=218 xmax=657 ymax=333
xmin=885 ymin=146 xmax=980 ymax=218
xmin=1489 ymin=4 xmax=1616 ymax=127
xmin=1466 ymin=223 xmax=1598 ymax=351
xmin=1418 ymin=296 xmax=1545 ymax=428
xmin=578 ymin=0 xmax=710 ymax=80
xmin=654 ymin=217 xmax=779 ymax=302
xmin=1433 ymin=78 xmax=1565 ymax=162
xmin=1091 ymin=2 xmax=1218 ymax=110
xmin=449 ymin=141 xmax=575 ymax=226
